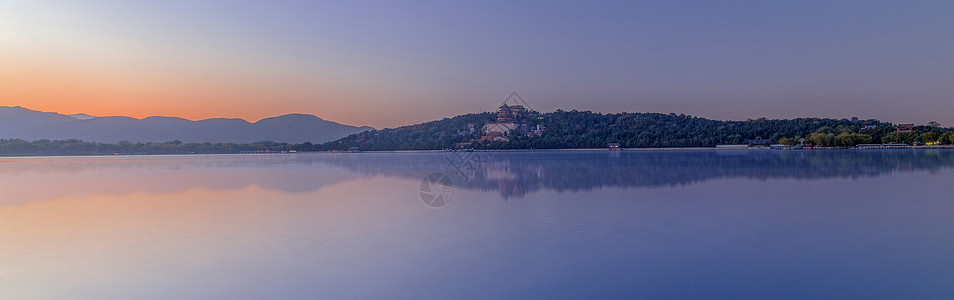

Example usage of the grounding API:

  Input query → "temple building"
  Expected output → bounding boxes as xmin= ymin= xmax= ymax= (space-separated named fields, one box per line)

xmin=483 ymin=122 xmax=516 ymax=135
xmin=483 ymin=104 xmax=518 ymax=136
xmin=496 ymin=104 xmax=515 ymax=123
xmin=479 ymin=97 xmax=544 ymax=142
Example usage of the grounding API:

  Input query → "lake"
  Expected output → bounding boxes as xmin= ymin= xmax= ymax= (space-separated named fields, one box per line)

xmin=1 ymin=150 xmax=953 ymax=299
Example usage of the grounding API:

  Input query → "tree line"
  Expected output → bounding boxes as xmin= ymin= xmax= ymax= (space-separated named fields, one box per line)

xmin=327 ymin=110 xmax=954 ymax=150
xmin=0 ymin=139 xmax=315 ymax=156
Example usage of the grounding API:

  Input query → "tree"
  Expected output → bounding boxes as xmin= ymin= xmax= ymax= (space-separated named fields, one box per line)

xmin=882 ymin=132 xmax=915 ymax=144
xmin=917 ymin=132 xmax=938 ymax=144
xmin=808 ymin=133 xmax=834 ymax=146
xmin=835 ymin=132 xmax=852 ymax=146
xmin=942 ymin=132 xmax=954 ymax=145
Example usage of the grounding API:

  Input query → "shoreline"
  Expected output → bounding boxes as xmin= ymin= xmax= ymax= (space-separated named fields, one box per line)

xmin=3 ymin=145 xmax=954 ymax=158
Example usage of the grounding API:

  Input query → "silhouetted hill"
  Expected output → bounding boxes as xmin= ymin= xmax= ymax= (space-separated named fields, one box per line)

xmin=325 ymin=110 xmax=927 ymax=150
xmin=0 ymin=106 xmax=372 ymax=143
xmin=0 ymin=106 xmax=79 ymax=133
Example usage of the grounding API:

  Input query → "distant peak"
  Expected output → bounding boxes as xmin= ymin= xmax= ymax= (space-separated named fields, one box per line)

xmin=69 ymin=113 xmax=97 ymax=120
xmin=256 ymin=113 xmax=325 ymax=122
xmin=279 ymin=113 xmax=323 ymax=119
xmin=142 ymin=116 xmax=189 ymax=121
xmin=2 ymin=105 xmax=29 ymax=111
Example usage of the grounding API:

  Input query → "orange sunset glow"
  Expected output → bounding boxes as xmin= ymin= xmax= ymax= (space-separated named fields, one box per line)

xmin=1 ymin=52 xmax=395 ymax=127
xmin=5 ymin=1 xmax=953 ymax=127
xmin=1 ymin=1 xmax=449 ymax=129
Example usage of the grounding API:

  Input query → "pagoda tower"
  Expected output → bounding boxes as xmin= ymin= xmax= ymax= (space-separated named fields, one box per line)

xmin=497 ymin=104 xmax=515 ymax=123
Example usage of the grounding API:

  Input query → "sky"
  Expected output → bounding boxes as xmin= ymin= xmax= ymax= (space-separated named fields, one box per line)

xmin=1 ymin=0 xmax=952 ymax=129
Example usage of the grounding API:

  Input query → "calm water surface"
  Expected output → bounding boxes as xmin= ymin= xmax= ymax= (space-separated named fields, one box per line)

xmin=1 ymin=150 xmax=953 ymax=299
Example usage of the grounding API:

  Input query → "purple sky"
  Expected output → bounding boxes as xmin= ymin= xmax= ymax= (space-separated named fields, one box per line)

xmin=2 ymin=0 xmax=952 ymax=128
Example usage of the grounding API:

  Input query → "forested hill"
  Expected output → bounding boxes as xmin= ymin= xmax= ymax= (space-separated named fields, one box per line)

xmin=325 ymin=110 xmax=952 ymax=151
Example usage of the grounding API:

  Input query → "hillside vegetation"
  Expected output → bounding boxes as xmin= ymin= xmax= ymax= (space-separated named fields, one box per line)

xmin=325 ymin=110 xmax=954 ymax=150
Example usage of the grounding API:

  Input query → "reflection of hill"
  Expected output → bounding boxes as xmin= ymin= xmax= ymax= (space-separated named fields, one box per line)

xmin=315 ymin=150 xmax=954 ymax=199
xmin=3 ymin=150 xmax=952 ymax=206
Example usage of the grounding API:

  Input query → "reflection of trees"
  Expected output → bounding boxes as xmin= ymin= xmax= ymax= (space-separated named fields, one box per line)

xmin=318 ymin=150 xmax=954 ymax=199
xmin=5 ymin=150 xmax=953 ymax=204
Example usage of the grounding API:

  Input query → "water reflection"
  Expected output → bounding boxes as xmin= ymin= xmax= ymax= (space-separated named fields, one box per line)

xmin=3 ymin=150 xmax=954 ymax=205
xmin=1 ymin=151 xmax=953 ymax=299
xmin=315 ymin=150 xmax=954 ymax=199
xmin=0 ymin=155 xmax=363 ymax=206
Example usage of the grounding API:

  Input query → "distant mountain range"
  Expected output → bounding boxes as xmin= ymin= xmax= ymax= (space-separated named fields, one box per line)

xmin=0 ymin=106 xmax=373 ymax=143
